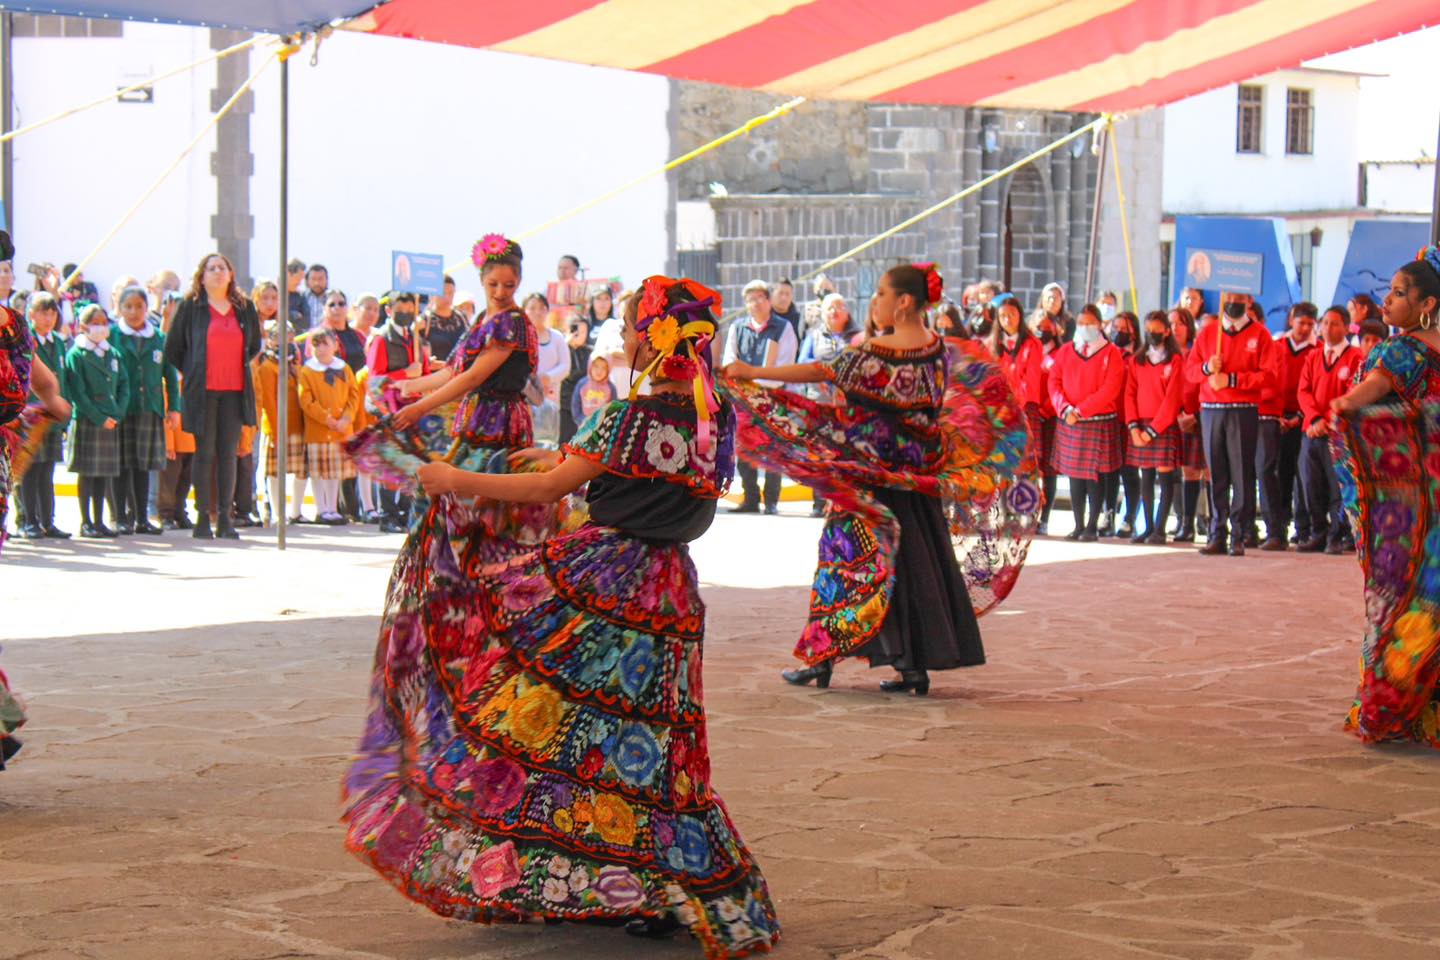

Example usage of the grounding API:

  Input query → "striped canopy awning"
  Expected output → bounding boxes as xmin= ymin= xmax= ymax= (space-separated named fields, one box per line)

xmin=350 ymin=0 xmax=1437 ymax=111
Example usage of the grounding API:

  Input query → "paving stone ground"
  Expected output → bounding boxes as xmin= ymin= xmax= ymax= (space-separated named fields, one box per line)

xmin=2 ymin=506 xmax=1437 ymax=960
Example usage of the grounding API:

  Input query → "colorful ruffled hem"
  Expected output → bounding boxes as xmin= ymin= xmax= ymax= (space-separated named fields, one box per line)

xmin=343 ymin=512 xmax=781 ymax=959
xmin=1 ymin=405 xmax=55 ymax=555
xmin=0 ymin=660 xmax=25 ymax=770
xmin=1333 ymin=399 xmax=1440 ymax=747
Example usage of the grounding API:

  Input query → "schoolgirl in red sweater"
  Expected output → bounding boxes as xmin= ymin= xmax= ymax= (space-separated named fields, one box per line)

xmin=1047 ymin=305 xmax=1125 ymax=541
xmin=1124 ymin=311 xmax=1185 ymax=543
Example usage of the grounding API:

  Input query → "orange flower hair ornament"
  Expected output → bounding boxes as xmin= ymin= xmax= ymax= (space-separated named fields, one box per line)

xmin=632 ymin=275 xmax=723 ymax=454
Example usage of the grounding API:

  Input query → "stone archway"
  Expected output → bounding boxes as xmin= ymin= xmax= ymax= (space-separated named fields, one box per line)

xmin=1001 ymin=163 xmax=1051 ymax=309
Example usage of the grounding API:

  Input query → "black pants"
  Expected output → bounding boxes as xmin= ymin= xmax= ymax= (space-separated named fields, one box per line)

xmin=233 ymin=453 xmax=256 ymax=517
xmin=1201 ymin=406 xmax=1259 ymax=544
xmin=1300 ymin=434 xmax=1346 ymax=544
xmin=117 ymin=468 xmax=150 ymax=526
xmin=1255 ymin=418 xmax=1283 ymax=538
xmin=1278 ymin=425 xmax=1309 ymax=539
xmin=192 ymin=391 xmax=244 ymax=519
xmin=380 ymin=485 xmax=411 ymax=525
xmin=738 ymin=463 xmax=782 ymax=509
xmin=19 ymin=459 xmax=57 ymax=530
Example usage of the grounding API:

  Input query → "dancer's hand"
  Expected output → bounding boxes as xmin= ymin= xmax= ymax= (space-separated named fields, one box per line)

xmin=1306 ymin=419 xmax=1329 ymax=438
xmin=513 ymin=448 xmax=562 ymax=471
xmin=722 ymin=362 xmax=757 ymax=381
xmin=1330 ymin=395 xmax=1354 ymax=417
xmin=417 ymin=462 xmax=462 ymax=495
xmin=393 ymin=403 xmax=424 ymax=430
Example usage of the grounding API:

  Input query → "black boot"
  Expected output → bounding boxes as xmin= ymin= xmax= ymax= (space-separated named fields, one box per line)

xmin=879 ymin=670 xmax=930 ymax=696
xmin=781 ymin=662 xmax=832 ymax=688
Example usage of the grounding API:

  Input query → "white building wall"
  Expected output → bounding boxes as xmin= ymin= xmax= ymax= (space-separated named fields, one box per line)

xmin=1097 ymin=110 xmax=1163 ymax=312
xmin=1162 ymin=70 xmax=1360 ymax=215
xmin=8 ymin=23 xmax=672 ymax=301
xmin=1363 ymin=161 xmax=1435 ymax=215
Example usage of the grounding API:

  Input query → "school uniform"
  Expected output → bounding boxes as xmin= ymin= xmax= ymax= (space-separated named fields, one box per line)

xmin=298 ymin=357 xmax=360 ymax=480
xmin=1254 ymin=334 xmax=1312 ymax=543
xmin=996 ymin=335 xmax=1056 ymax=474
xmin=1179 ymin=348 xmax=1206 ymax=470
xmin=1124 ymin=352 xmax=1185 ymax=470
xmin=1047 ymin=339 xmax=1126 ymax=479
xmin=256 ymin=349 xmax=306 ymax=479
xmin=113 ymin=321 xmax=179 ymax=529
xmin=1271 ymin=335 xmax=1315 ymax=542
xmin=18 ymin=326 xmax=69 ymax=533
xmin=63 ymin=336 xmax=129 ymax=478
xmin=159 ymin=380 xmax=196 ymax=525
xmin=1184 ymin=318 xmax=1276 ymax=551
xmin=1297 ymin=341 xmax=1362 ymax=548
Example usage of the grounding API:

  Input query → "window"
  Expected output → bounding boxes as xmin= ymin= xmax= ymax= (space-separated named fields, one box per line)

xmin=11 ymin=14 xmax=122 ymax=37
xmin=1236 ymin=85 xmax=1263 ymax=154
xmin=1286 ymin=88 xmax=1314 ymax=155
xmin=1290 ymin=232 xmax=1315 ymax=303
xmin=1160 ymin=241 xmax=1173 ymax=307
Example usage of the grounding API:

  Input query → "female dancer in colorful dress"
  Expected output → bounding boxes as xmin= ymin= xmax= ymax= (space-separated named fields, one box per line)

xmin=342 ymin=275 xmax=780 ymax=958
xmin=1332 ymin=247 xmax=1440 ymax=747
xmin=722 ymin=264 xmax=1037 ymax=696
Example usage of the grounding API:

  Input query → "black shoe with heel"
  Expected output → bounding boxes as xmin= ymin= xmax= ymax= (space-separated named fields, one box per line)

xmin=781 ymin=662 xmax=832 ymax=689
xmin=879 ymin=670 xmax=930 ymax=696
xmin=626 ymin=914 xmax=685 ymax=940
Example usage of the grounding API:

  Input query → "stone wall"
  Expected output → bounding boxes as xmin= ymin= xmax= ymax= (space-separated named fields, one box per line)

xmin=710 ymin=194 xmax=926 ymax=312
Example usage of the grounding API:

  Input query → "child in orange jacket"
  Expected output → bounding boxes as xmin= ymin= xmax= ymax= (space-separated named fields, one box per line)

xmin=297 ymin=329 xmax=360 ymax=525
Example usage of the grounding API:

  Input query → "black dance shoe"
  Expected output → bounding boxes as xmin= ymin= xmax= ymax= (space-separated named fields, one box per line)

xmin=781 ymin=662 xmax=832 ymax=689
xmin=135 ymin=521 xmax=165 ymax=535
xmin=43 ymin=525 xmax=71 ymax=539
xmin=879 ymin=670 xmax=930 ymax=696
xmin=625 ymin=914 xmax=685 ymax=940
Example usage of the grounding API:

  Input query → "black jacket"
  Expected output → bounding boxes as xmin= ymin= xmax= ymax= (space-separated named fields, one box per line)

xmin=163 ymin=292 xmax=262 ymax=435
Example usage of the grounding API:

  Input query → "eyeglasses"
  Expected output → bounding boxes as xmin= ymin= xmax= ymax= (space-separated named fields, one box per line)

xmin=327 ymin=301 xmax=347 ymax=309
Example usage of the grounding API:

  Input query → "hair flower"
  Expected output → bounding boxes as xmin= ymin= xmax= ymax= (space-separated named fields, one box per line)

xmin=913 ymin=262 xmax=945 ymax=307
xmin=660 ymin=355 xmax=698 ymax=381
xmin=647 ymin=315 xmax=682 ymax=354
xmin=638 ymin=278 xmax=670 ymax=324
xmin=472 ymin=233 xmax=515 ymax=268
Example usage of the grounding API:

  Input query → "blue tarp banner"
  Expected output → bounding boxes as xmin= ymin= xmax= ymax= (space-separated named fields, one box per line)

xmin=0 ymin=1 xmax=367 ymax=34
xmin=1329 ymin=219 xmax=1429 ymax=309
xmin=390 ymin=250 xmax=444 ymax=296
xmin=1173 ymin=216 xmax=1302 ymax=331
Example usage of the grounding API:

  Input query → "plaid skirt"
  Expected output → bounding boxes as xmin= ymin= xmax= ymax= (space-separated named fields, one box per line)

xmin=306 ymin=441 xmax=356 ymax=481
xmin=34 ymin=419 xmax=64 ymax=463
xmin=119 ymin=412 xmax=168 ymax=472
xmin=1024 ymin=405 xmax=1057 ymax=474
xmin=1054 ymin=415 xmax=1124 ymax=480
xmin=1181 ymin=426 xmax=1207 ymax=470
xmin=66 ymin=418 xmax=121 ymax=477
xmin=264 ymin=432 xmax=308 ymax=478
xmin=1126 ymin=420 xmax=1182 ymax=469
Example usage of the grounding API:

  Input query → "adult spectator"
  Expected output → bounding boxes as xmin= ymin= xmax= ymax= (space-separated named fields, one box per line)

xmin=1178 ymin=287 xmax=1206 ymax=323
xmin=351 ymin=294 xmax=381 ymax=344
xmin=284 ymin=258 xmax=308 ymax=330
xmin=1346 ymin=293 xmax=1381 ymax=339
xmin=319 ymin=290 xmax=367 ymax=373
xmin=301 ymin=264 xmax=329 ymax=328
xmin=547 ymin=255 xmax=587 ymax=325
xmin=802 ymin=273 xmax=837 ymax=333
xmin=60 ymin=262 xmax=101 ymax=305
xmin=423 ymin=275 xmax=467 ymax=363
xmin=164 ymin=252 xmax=262 ymax=540
xmin=366 ymin=291 xmax=429 ymax=533
xmin=523 ymin=292 xmax=570 ymax=448
xmin=560 ymin=287 xmax=612 ymax=443
xmin=772 ymin=277 xmax=802 ymax=339
xmin=145 ymin=270 xmax=180 ymax=327
xmin=798 ymin=292 xmax=854 ymax=516
xmin=722 ymin=279 xmax=795 ymax=514
xmin=1040 ymin=282 xmax=1075 ymax=340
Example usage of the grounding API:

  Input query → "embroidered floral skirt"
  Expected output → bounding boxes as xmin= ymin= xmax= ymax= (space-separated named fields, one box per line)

xmin=0 ymin=662 xmax=23 ymax=769
xmin=342 ymin=512 xmax=781 ymax=959
xmin=721 ymin=340 xmax=1040 ymax=666
xmin=1 ymin=406 xmax=52 ymax=554
xmin=1334 ymin=400 xmax=1440 ymax=747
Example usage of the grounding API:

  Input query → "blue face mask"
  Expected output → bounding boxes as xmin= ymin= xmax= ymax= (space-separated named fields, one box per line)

xmin=1075 ymin=325 xmax=1102 ymax=345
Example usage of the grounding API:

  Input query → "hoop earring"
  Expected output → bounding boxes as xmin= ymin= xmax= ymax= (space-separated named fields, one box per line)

xmin=1421 ymin=312 xmax=1436 ymax=331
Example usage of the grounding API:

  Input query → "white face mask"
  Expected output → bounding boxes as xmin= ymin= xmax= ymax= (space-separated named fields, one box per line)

xmin=86 ymin=324 xmax=111 ymax=344
xmin=1098 ymin=303 xmax=1118 ymax=322
xmin=1075 ymin=325 xmax=1102 ymax=345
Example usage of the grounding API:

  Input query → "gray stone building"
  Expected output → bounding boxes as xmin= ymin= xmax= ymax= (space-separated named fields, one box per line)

xmin=667 ymin=82 xmax=1110 ymax=317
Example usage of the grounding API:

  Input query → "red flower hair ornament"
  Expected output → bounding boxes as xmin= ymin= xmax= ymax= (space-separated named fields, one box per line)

xmin=913 ymin=262 xmax=945 ymax=307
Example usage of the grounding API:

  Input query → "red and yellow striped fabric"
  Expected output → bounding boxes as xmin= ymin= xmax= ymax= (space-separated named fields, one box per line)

xmin=351 ymin=0 xmax=1437 ymax=110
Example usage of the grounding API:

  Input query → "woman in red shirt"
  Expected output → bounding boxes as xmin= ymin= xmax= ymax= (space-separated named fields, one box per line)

xmin=1124 ymin=311 xmax=1186 ymax=543
xmin=1047 ymin=305 xmax=1126 ymax=541
xmin=990 ymin=294 xmax=1057 ymax=534
xmin=163 ymin=253 xmax=261 ymax=540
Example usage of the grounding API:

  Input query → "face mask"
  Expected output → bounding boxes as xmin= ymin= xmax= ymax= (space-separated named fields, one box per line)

xmin=1113 ymin=331 xmax=1132 ymax=349
xmin=1224 ymin=301 xmax=1247 ymax=320
xmin=87 ymin=325 xmax=110 ymax=343
xmin=1147 ymin=330 xmax=1167 ymax=347
xmin=1075 ymin=325 xmax=1102 ymax=345
xmin=393 ymin=311 xmax=415 ymax=328
xmin=1098 ymin=303 xmax=1117 ymax=322
xmin=973 ymin=321 xmax=993 ymax=338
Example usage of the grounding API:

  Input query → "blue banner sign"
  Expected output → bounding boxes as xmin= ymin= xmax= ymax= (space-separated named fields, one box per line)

xmin=391 ymin=250 xmax=445 ymax=296
xmin=1183 ymin=247 xmax=1264 ymax=296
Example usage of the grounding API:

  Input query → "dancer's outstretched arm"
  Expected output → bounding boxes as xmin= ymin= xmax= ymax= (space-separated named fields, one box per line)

xmin=722 ymin=360 xmax=825 ymax=383
xmin=1332 ymin=370 xmax=1391 ymax=415
xmin=416 ymin=454 xmax=603 ymax=504
xmin=394 ymin=345 xmax=512 ymax=429
xmin=30 ymin=355 xmax=71 ymax=422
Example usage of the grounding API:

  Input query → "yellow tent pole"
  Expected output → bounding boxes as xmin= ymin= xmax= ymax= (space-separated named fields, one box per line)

xmin=447 ymin=96 xmax=808 ymax=273
xmin=57 ymin=50 xmax=280 ymax=295
xmin=0 ymin=35 xmax=273 ymax=146
xmin=1106 ymin=117 xmax=1140 ymax=313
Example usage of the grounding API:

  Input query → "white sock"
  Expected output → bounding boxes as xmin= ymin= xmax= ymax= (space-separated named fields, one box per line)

xmin=290 ymin=476 xmax=308 ymax=518
xmin=317 ymin=479 xmax=340 ymax=516
xmin=358 ymin=474 xmax=376 ymax=513
xmin=268 ymin=476 xmax=284 ymax=518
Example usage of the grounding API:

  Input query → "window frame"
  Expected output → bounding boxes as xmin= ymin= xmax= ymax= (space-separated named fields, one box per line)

xmin=1236 ymin=84 xmax=1264 ymax=155
xmin=1285 ymin=87 xmax=1314 ymax=156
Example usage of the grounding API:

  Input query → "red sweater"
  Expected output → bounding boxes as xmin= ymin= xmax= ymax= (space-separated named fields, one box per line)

xmin=1263 ymin=336 xmax=1315 ymax=418
xmin=1297 ymin=343 xmax=1363 ymax=429
xmin=1184 ymin=320 xmax=1276 ymax=406
xmin=1124 ymin=354 xmax=1185 ymax=435
xmin=1047 ymin=341 xmax=1126 ymax=419
xmin=996 ymin=336 xmax=1053 ymax=416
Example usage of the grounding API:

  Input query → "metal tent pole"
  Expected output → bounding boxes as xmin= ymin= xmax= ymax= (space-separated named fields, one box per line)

xmin=276 ymin=48 xmax=290 ymax=550
xmin=1083 ymin=122 xmax=1109 ymax=305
